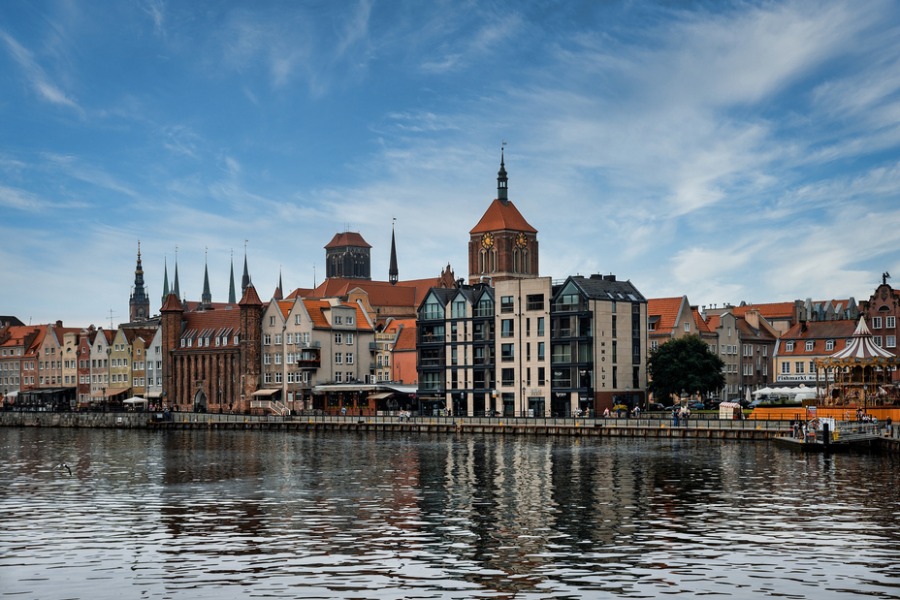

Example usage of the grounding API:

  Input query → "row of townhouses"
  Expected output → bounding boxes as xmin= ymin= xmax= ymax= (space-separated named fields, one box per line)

xmin=2 ymin=155 xmax=898 ymax=415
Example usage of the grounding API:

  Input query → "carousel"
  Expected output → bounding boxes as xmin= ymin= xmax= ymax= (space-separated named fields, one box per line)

xmin=815 ymin=316 xmax=900 ymax=408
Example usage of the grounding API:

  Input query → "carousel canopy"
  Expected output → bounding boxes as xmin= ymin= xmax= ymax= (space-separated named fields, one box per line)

xmin=817 ymin=316 xmax=899 ymax=367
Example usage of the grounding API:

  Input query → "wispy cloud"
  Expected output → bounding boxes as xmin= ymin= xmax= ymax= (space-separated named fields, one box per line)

xmin=0 ymin=29 xmax=81 ymax=113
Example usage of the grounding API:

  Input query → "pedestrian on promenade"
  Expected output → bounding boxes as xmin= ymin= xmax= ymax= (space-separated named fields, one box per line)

xmin=672 ymin=408 xmax=680 ymax=427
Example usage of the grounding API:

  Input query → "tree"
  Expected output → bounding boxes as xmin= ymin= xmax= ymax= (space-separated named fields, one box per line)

xmin=648 ymin=335 xmax=726 ymax=405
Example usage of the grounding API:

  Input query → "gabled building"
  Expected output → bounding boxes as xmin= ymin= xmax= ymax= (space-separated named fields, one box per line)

xmin=861 ymin=274 xmax=900 ymax=367
xmin=0 ymin=324 xmax=38 ymax=403
xmin=774 ymin=319 xmax=857 ymax=388
xmin=90 ymin=329 xmax=114 ymax=403
xmin=647 ymin=296 xmax=698 ymax=352
xmin=161 ymin=281 xmax=264 ymax=413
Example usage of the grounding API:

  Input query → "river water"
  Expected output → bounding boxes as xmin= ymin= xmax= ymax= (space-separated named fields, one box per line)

xmin=1 ymin=428 xmax=899 ymax=599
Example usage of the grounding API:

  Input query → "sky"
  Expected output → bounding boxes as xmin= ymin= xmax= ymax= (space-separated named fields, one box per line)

xmin=2 ymin=0 xmax=900 ymax=328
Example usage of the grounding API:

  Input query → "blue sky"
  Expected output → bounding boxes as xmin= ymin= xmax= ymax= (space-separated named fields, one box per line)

xmin=3 ymin=0 xmax=900 ymax=327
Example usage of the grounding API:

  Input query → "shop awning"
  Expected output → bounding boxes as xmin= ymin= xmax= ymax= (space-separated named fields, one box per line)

xmin=251 ymin=388 xmax=280 ymax=397
xmin=368 ymin=392 xmax=393 ymax=400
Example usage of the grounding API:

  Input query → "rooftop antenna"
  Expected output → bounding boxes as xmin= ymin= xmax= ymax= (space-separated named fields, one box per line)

xmin=108 ymin=309 xmax=117 ymax=330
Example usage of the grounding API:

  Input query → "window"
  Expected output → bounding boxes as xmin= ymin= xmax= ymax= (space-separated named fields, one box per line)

xmin=264 ymin=354 xmax=271 ymax=365
xmin=501 ymin=368 xmax=515 ymax=386
xmin=785 ymin=341 xmax=794 ymax=352
xmin=888 ymin=316 xmax=896 ymax=329
xmin=269 ymin=316 xmax=276 ymax=326
xmin=874 ymin=336 xmax=883 ymax=347
xmin=526 ymin=294 xmax=544 ymax=311
xmin=873 ymin=316 xmax=883 ymax=329
xmin=275 ymin=353 xmax=281 ymax=365
xmin=347 ymin=315 xmax=354 ymax=325
xmin=887 ymin=335 xmax=897 ymax=348
xmin=826 ymin=340 xmax=834 ymax=351
xmin=334 ymin=316 xmax=343 ymax=325
xmin=334 ymin=333 xmax=343 ymax=344
xmin=346 ymin=333 xmax=353 ymax=345
xmin=335 ymin=372 xmax=342 ymax=383
xmin=683 ymin=321 xmax=690 ymax=332
xmin=500 ymin=296 xmax=514 ymax=313
xmin=346 ymin=353 xmax=354 ymax=364
xmin=537 ymin=317 xmax=545 ymax=337
xmin=452 ymin=299 xmax=467 ymax=318
xmin=295 ymin=314 xmax=302 ymax=325
xmin=264 ymin=334 xmax=271 ymax=346
xmin=335 ymin=353 xmax=342 ymax=364
xmin=795 ymin=361 xmax=805 ymax=374
xmin=501 ymin=344 xmax=514 ymax=361
xmin=781 ymin=362 xmax=790 ymax=374
xmin=538 ymin=342 xmax=545 ymax=360
xmin=275 ymin=334 xmax=282 ymax=345
xmin=805 ymin=341 xmax=814 ymax=352
xmin=501 ymin=319 xmax=514 ymax=337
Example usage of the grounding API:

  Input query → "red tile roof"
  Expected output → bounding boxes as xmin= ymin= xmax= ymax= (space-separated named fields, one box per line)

xmin=732 ymin=302 xmax=795 ymax=320
xmin=648 ymin=297 xmax=686 ymax=334
xmin=469 ymin=199 xmax=537 ymax=234
xmin=325 ymin=231 xmax=371 ymax=249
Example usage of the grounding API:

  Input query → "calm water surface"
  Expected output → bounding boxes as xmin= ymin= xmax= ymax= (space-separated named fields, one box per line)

xmin=1 ymin=428 xmax=899 ymax=599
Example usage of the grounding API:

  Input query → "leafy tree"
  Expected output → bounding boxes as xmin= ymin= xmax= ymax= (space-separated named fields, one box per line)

xmin=648 ymin=335 xmax=726 ymax=404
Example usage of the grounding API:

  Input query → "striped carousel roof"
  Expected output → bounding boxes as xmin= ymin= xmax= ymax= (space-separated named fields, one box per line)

xmin=824 ymin=316 xmax=897 ymax=363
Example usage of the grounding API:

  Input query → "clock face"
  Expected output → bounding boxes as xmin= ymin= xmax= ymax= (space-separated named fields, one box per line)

xmin=516 ymin=232 xmax=527 ymax=248
xmin=481 ymin=232 xmax=494 ymax=249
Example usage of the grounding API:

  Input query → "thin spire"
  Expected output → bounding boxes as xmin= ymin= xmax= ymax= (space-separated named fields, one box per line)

xmin=389 ymin=218 xmax=399 ymax=286
xmin=173 ymin=246 xmax=181 ymax=300
xmin=228 ymin=249 xmax=237 ymax=304
xmin=497 ymin=141 xmax=508 ymax=203
xmin=241 ymin=240 xmax=251 ymax=295
xmin=130 ymin=240 xmax=150 ymax=321
xmin=162 ymin=256 xmax=170 ymax=306
xmin=274 ymin=267 xmax=283 ymax=300
xmin=201 ymin=247 xmax=212 ymax=307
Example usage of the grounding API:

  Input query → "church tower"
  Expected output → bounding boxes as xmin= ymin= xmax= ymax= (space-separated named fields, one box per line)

xmin=468 ymin=148 xmax=539 ymax=284
xmin=325 ymin=231 xmax=372 ymax=279
xmin=129 ymin=241 xmax=151 ymax=322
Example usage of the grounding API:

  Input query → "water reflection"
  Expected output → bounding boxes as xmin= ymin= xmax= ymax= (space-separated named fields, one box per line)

xmin=1 ymin=428 xmax=899 ymax=599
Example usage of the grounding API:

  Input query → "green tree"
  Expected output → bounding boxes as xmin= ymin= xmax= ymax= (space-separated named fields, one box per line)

xmin=648 ymin=335 xmax=726 ymax=404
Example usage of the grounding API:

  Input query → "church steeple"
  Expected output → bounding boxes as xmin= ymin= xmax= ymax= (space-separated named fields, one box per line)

xmin=274 ymin=268 xmax=284 ymax=300
xmin=129 ymin=241 xmax=150 ymax=322
xmin=162 ymin=257 xmax=170 ymax=306
xmin=497 ymin=144 xmax=508 ymax=204
xmin=241 ymin=243 xmax=251 ymax=295
xmin=228 ymin=250 xmax=237 ymax=304
xmin=173 ymin=250 xmax=181 ymax=301
xmin=389 ymin=219 xmax=399 ymax=286
xmin=200 ymin=248 xmax=212 ymax=308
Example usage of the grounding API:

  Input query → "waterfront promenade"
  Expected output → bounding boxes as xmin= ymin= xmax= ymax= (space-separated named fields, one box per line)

xmin=4 ymin=409 xmax=899 ymax=450
xmin=0 ymin=409 xmax=887 ymax=442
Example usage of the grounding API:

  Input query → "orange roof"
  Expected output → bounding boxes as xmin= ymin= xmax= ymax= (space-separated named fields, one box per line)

xmin=182 ymin=307 xmax=242 ymax=334
xmin=325 ymin=231 xmax=371 ymax=249
xmin=302 ymin=299 xmax=333 ymax=329
xmin=691 ymin=307 xmax=712 ymax=333
xmin=393 ymin=321 xmax=417 ymax=352
xmin=732 ymin=302 xmax=795 ymax=319
xmin=648 ymin=297 xmax=686 ymax=333
xmin=469 ymin=199 xmax=537 ymax=234
xmin=294 ymin=276 xmax=443 ymax=309
xmin=277 ymin=299 xmax=294 ymax=320
xmin=779 ymin=320 xmax=857 ymax=357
